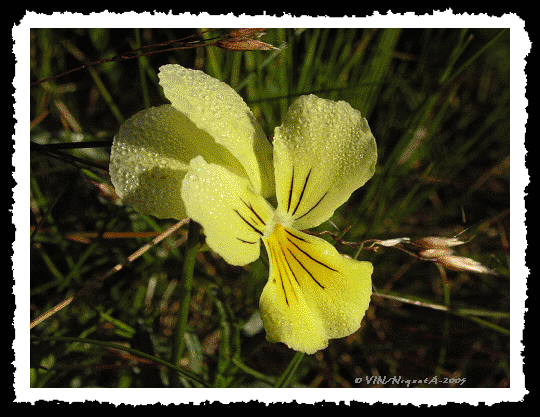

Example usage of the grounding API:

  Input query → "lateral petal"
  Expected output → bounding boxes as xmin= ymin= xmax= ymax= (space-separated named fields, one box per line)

xmin=159 ymin=64 xmax=275 ymax=198
xmin=272 ymin=95 xmax=377 ymax=230
xmin=110 ymin=104 xmax=247 ymax=220
xmin=260 ymin=225 xmax=373 ymax=354
xmin=181 ymin=156 xmax=274 ymax=266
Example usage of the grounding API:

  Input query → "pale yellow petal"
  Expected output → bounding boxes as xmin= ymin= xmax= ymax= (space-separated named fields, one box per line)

xmin=272 ymin=94 xmax=377 ymax=230
xmin=110 ymin=104 xmax=247 ymax=219
xmin=260 ymin=224 xmax=373 ymax=354
xmin=181 ymin=156 xmax=274 ymax=266
xmin=159 ymin=64 xmax=275 ymax=198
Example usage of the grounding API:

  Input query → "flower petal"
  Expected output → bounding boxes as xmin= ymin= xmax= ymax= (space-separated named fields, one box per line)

xmin=110 ymin=104 xmax=248 ymax=219
xmin=181 ymin=156 xmax=274 ymax=266
xmin=260 ymin=224 xmax=373 ymax=354
xmin=159 ymin=64 xmax=275 ymax=198
xmin=272 ymin=95 xmax=377 ymax=230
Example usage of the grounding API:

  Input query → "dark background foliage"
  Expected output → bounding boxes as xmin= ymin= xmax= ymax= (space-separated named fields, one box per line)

xmin=30 ymin=27 xmax=511 ymax=389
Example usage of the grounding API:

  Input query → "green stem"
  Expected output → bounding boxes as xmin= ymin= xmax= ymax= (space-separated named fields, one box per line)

xmin=134 ymin=28 xmax=151 ymax=109
xmin=33 ymin=336 xmax=209 ymax=387
xmin=169 ymin=220 xmax=200 ymax=386
xmin=275 ymin=351 xmax=305 ymax=388
xmin=232 ymin=357 xmax=276 ymax=386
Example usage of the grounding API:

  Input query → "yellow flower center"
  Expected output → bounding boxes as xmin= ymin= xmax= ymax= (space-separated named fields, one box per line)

xmin=262 ymin=209 xmax=294 ymax=240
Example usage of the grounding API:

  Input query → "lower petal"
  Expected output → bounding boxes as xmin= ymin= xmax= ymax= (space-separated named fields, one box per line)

xmin=260 ymin=225 xmax=373 ymax=354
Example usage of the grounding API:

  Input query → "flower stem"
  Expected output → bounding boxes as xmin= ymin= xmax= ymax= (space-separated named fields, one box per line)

xmin=169 ymin=219 xmax=200 ymax=387
xmin=275 ymin=351 xmax=305 ymax=387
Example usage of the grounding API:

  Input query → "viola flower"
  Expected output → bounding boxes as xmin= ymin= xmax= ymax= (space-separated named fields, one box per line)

xmin=110 ymin=64 xmax=377 ymax=354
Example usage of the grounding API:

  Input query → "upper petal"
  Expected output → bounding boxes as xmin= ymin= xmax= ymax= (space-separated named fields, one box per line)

xmin=110 ymin=104 xmax=248 ymax=220
xmin=159 ymin=64 xmax=275 ymax=198
xmin=260 ymin=224 xmax=373 ymax=354
xmin=272 ymin=95 xmax=377 ymax=230
xmin=181 ymin=156 xmax=274 ymax=266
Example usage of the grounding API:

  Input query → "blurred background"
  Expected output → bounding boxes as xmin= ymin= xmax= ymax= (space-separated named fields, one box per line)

xmin=30 ymin=28 xmax=510 ymax=388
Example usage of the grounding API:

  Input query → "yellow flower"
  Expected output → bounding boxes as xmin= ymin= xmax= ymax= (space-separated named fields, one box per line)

xmin=109 ymin=64 xmax=377 ymax=354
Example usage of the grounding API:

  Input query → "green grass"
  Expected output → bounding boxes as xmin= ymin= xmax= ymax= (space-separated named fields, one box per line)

xmin=30 ymin=28 xmax=510 ymax=389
